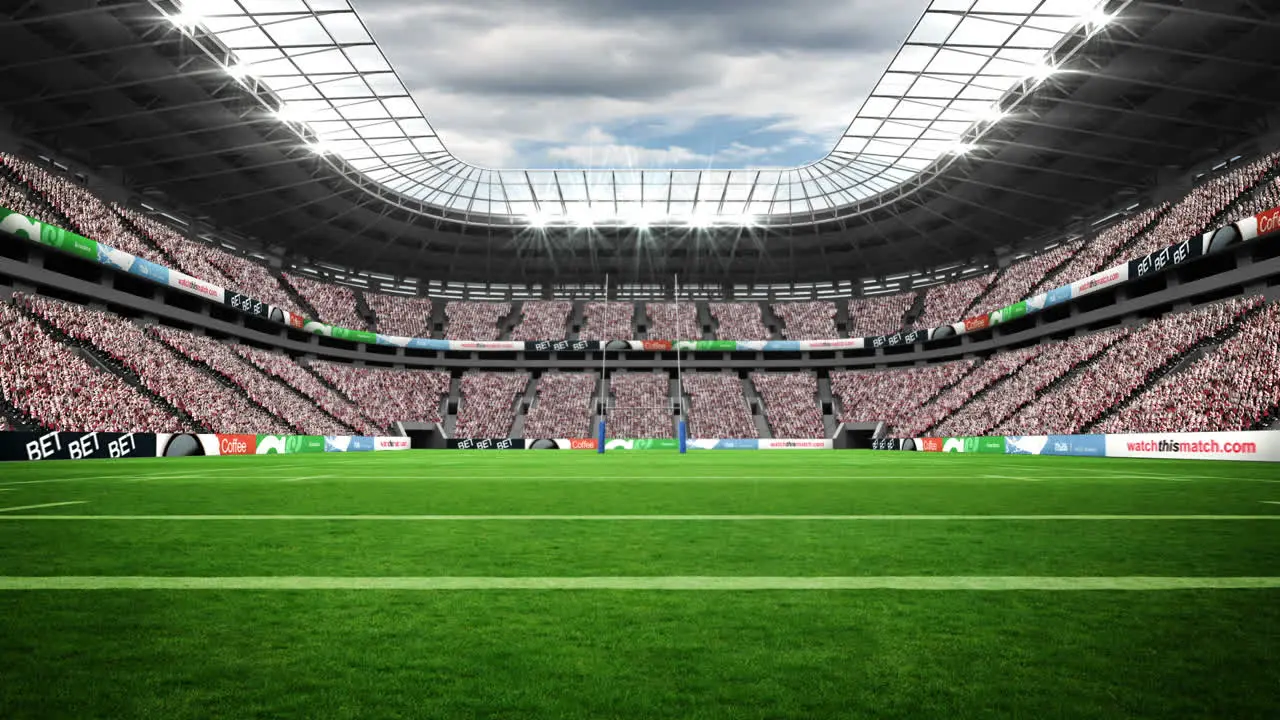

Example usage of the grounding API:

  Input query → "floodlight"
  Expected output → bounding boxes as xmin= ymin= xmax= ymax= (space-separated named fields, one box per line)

xmin=687 ymin=215 xmax=714 ymax=229
xmin=571 ymin=210 xmax=595 ymax=229
xmin=308 ymin=141 xmax=335 ymax=156
xmin=1026 ymin=61 xmax=1057 ymax=84
xmin=949 ymin=142 xmax=977 ymax=156
xmin=275 ymin=103 xmax=312 ymax=124
xmin=974 ymin=105 xmax=1007 ymax=123
xmin=526 ymin=213 xmax=548 ymax=229
xmin=1082 ymin=8 xmax=1115 ymax=31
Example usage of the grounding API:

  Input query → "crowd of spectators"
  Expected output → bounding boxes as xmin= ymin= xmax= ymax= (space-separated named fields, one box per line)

xmin=283 ymin=272 xmax=367 ymax=329
xmin=932 ymin=329 xmax=1127 ymax=437
xmin=1120 ymin=154 xmax=1279 ymax=264
xmin=710 ymin=303 xmax=771 ymax=341
xmin=151 ymin=326 xmax=355 ymax=436
xmin=0 ymin=174 xmax=58 ymax=226
xmin=234 ymin=345 xmax=381 ymax=435
xmin=20 ymin=294 xmax=290 ymax=433
xmin=912 ymin=273 xmax=996 ymax=330
xmin=580 ymin=302 xmax=636 ymax=341
xmin=444 ymin=302 xmax=511 ymax=342
xmin=646 ymin=303 xmax=700 ymax=340
xmin=848 ymin=293 xmax=915 ymax=338
xmin=510 ymin=301 xmax=573 ymax=341
xmin=454 ymin=372 xmax=529 ymax=438
xmin=683 ymin=374 xmax=757 ymax=439
xmin=1221 ymin=174 xmax=1280 ymax=227
xmin=832 ymin=361 xmax=975 ymax=434
xmin=1033 ymin=208 xmax=1166 ymax=294
xmin=972 ymin=241 xmax=1082 ymax=316
xmin=772 ymin=301 xmax=838 ymax=340
xmin=310 ymin=361 xmax=450 ymax=428
xmin=521 ymin=372 xmax=597 ymax=438
xmin=750 ymin=372 xmax=825 ymax=439
xmin=1 ymin=154 xmax=169 ymax=266
xmin=1096 ymin=301 xmax=1280 ymax=434
xmin=996 ymin=298 xmax=1259 ymax=436
xmin=0 ymin=301 xmax=186 ymax=433
xmin=608 ymin=373 xmax=673 ymax=438
xmin=896 ymin=347 xmax=1043 ymax=437
xmin=365 ymin=291 xmax=433 ymax=338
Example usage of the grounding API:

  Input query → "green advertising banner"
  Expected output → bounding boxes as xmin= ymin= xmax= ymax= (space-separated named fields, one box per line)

xmin=287 ymin=435 xmax=326 ymax=454
xmin=693 ymin=341 xmax=739 ymax=351
xmin=604 ymin=439 xmax=681 ymax=450
xmin=257 ymin=435 xmax=288 ymax=455
xmin=941 ymin=436 xmax=1006 ymax=454
xmin=990 ymin=301 xmax=1028 ymax=326
xmin=0 ymin=207 xmax=98 ymax=261
xmin=331 ymin=326 xmax=378 ymax=344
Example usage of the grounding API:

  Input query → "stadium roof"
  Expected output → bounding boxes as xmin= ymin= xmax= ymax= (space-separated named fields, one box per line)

xmin=159 ymin=0 xmax=1120 ymax=229
xmin=2 ymin=0 xmax=1279 ymax=284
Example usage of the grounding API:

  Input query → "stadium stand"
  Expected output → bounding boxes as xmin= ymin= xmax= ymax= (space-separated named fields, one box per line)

xmin=309 ymin=361 xmax=450 ymax=428
xmin=847 ymin=293 xmax=915 ymax=338
xmin=913 ymin=273 xmax=996 ymax=330
xmin=1096 ymin=301 xmax=1280 ymax=434
xmin=444 ymin=301 xmax=511 ymax=342
xmin=0 ymin=175 xmax=56 ymax=225
xmin=750 ymin=372 xmax=825 ymax=439
xmin=580 ymin=302 xmax=636 ymax=341
xmin=831 ymin=362 xmax=975 ymax=434
xmin=0 ymin=301 xmax=186 ymax=433
xmin=646 ymin=302 xmax=700 ymax=340
xmin=20 ymin=294 xmax=291 ymax=434
xmin=971 ymin=241 xmax=1082 ymax=316
xmin=897 ymin=347 xmax=1043 ymax=438
xmin=683 ymin=374 xmax=757 ymax=439
xmin=607 ymin=373 xmax=673 ymax=438
xmin=1032 ymin=207 xmax=1166 ymax=294
xmin=521 ymin=372 xmax=597 ymax=439
xmin=710 ymin=302 xmax=772 ymax=341
xmin=996 ymin=298 xmax=1260 ymax=436
xmin=283 ymin=272 xmax=367 ymax=330
xmin=454 ymin=372 xmax=530 ymax=438
xmin=1222 ymin=174 xmax=1280 ymax=226
xmin=0 ymin=153 xmax=168 ymax=266
xmin=931 ymin=329 xmax=1128 ymax=437
xmin=233 ymin=345 xmax=381 ymax=435
xmin=364 ymin=291 xmax=433 ymax=338
xmin=772 ymin=301 xmax=839 ymax=340
xmin=510 ymin=301 xmax=573 ymax=342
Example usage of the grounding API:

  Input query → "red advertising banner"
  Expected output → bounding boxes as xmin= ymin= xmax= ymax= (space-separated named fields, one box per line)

xmin=1257 ymin=207 xmax=1280 ymax=237
xmin=963 ymin=316 xmax=990 ymax=332
xmin=920 ymin=437 xmax=943 ymax=453
xmin=569 ymin=438 xmax=598 ymax=450
xmin=641 ymin=340 xmax=673 ymax=351
xmin=216 ymin=434 xmax=257 ymax=455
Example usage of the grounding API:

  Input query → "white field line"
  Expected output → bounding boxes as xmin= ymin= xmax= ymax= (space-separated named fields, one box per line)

xmin=983 ymin=474 xmax=1042 ymax=481
xmin=279 ymin=475 xmax=338 ymax=483
xmin=0 ymin=501 xmax=86 ymax=513
xmin=0 ymin=576 xmax=1278 ymax=591
xmin=0 ymin=513 xmax=1277 ymax=522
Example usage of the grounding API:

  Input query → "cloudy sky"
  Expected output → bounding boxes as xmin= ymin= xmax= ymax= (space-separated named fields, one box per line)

xmin=349 ymin=0 xmax=929 ymax=169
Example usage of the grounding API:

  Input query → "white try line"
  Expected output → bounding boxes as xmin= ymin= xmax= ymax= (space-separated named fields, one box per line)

xmin=0 ymin=513 xmax=1277 ymax=521
xmin=0 ymin=501 xmax=87 ymax=514
xmin=0 ymin=576 xmax=1277 ymax=591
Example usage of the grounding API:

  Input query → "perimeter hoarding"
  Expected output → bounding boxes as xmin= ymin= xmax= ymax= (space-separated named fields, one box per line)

xmin=447 ymin=439 xmax=525 ymax=450
xmin=604 ymin=439 xmax=681 ymax=450
xmin=1005 ymin=435 xmax=1106 ymax=457
xmin=757 ymin=439 xmax=834 ymax=450
xmin=524 ymin=439 xmax=599 ymax=450
xmin=1104 ymin=431 xmax=1280 ymax=462
xmin=941 ymin=436 xmax=1007 ymax=454
xmin=0 ymin=431 xmax=155 ymax=462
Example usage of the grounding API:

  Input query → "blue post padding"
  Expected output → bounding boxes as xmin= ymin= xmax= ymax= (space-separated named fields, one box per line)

xmin=678 ymin=421 xmax=687 ymax=454
xmin=597 ymin=420 xmax=606 ymax=454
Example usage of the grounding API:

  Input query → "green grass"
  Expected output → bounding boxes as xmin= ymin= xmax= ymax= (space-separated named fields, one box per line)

xmin=0 ymin=451 xmax=1278 ymax=718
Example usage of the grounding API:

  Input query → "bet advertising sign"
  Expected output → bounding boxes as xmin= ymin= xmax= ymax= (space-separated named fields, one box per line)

xmin=0 ymin=431 xmax=155 ymax=462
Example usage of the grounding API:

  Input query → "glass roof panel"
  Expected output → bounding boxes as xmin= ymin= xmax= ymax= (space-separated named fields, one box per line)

xmin=163 ymin=0 xmax=1114 ymax=226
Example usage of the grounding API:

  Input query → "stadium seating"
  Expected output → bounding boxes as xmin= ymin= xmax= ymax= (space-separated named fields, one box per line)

xmin=683 ymin=374 xmax=757 ymax=439
xmin=510 ymin=301 xmax=573 ymax=342
xmin=971 ymin=241 xmax=1082 ymax=316
xmin=772 ymin=301 xmax=838 ymax=340
xmin=283 ymin=272 xmax=367 ymax=329
xmin=709 ymin=302 xmax=771 ymax=341
xmin=444 ymin=302 xmax=511 ymax=342
xmin=522 ymin=372 xmax=597 ymax=439
xmin=152 ymin=327 xmax=354 ymax=435
xmin=0 ymin=175 xmax=57 ymax=226
xmin=234 ymin=345 xmax=381 ymax=435
xmin=646 ymin=302 xmax=700 ymax=340
xmin=848 ymin=293 xmax=914 ymax=338
xmin=831 ymin=362 xmax=975 ymax=434
xmin=0 ymin=154 xmax=168 ymax=266
xmin=1096 ymin=301 xmax=1280 ymax=433
xmin=607 ymin=373 xmax=673 ymax=438
xmin=1119 ymin=154 xmax=1279 ymax=264
xmin=896 ymin=347 xmax=1043 ymax=438
xmin=364 ymin=291 xmax=433 ymax=338
xmin=995 ymin=298 xmax=1259 ymax=436
xmin=931 ymin=329 xmax=1128 ymax=437
xmin=0 ymin=301 xmax=186 ymax=433
xmin=580 ymin=302 xmax=636 ymax=341
xmin=750 ymin=373 xmax=825 ymax=439
xmin=454 ymin=372 xmax=529 ymax=438
xmin=1032 ymin=208 xmax=1166 ymax=294
xmin=1222 ymin=174 xmax=1280 ymax=226
xmin=20 ymin=294 xmax=291 ymax=434
xmin=310 ymin=361 xmax=450 ymax=428
xmin=119 ymin=206 xmax=305 ymax=316
xmin=913 ymin=273 xmax=996 ymax=330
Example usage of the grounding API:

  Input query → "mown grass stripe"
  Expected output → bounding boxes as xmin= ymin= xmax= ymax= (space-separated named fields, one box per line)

xmin=1 ymin=576 xmax=1278 ymax=591
xmin=0 ymin=513 xmax=1278 ymax=521
xmin=0 ymin=501 xmax=86 ymax=513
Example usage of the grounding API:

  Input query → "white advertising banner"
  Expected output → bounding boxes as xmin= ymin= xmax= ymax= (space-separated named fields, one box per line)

xmin=1070 ymin=265 xmax=1129 ymax=298
xmin=756 ymin=439 xmax=833 ymax=450
xmin=374 ymin=436 xmax=412 ymax=451
xmin=1104 ymin=431 xmax=1280 ymax=463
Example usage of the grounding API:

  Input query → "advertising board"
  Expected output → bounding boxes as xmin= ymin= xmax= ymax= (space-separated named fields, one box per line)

xmin=1104 ymin=431 xmax=1280 ymax=462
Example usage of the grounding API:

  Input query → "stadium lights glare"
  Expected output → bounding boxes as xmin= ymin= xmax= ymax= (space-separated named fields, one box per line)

xmin=974 ymin=105 xmax=1007 ymax=123
xmin=166 ymin=10 xmax=203 ymax=31
xmin=226 ymin=64 xmax=256 ymax=81
xmin=688 ymin=215 xmax=715 ymax=229
xmin=307 ymin=141 xmax=336 ymax=156
xmin=1082 ymin=8 xmax=1115 ymax=31
xmin=1026 ymin=61 xmax=1058 ymax=84
xmin=274 ymin=104 xmax=312 ymax=124
xmin=950 ymin=142 xmax=978 ymax=156
xmin=526 ymin=213 xmax=549 ymax=229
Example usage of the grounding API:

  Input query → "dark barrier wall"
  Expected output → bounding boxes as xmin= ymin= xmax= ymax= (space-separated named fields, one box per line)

xmin=1 ymin=431 xmax=156 ymax=461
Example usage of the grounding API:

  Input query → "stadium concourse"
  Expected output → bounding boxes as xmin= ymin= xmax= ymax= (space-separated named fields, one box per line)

xmin=4 ymin=0 xmax=1280 ymax=717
